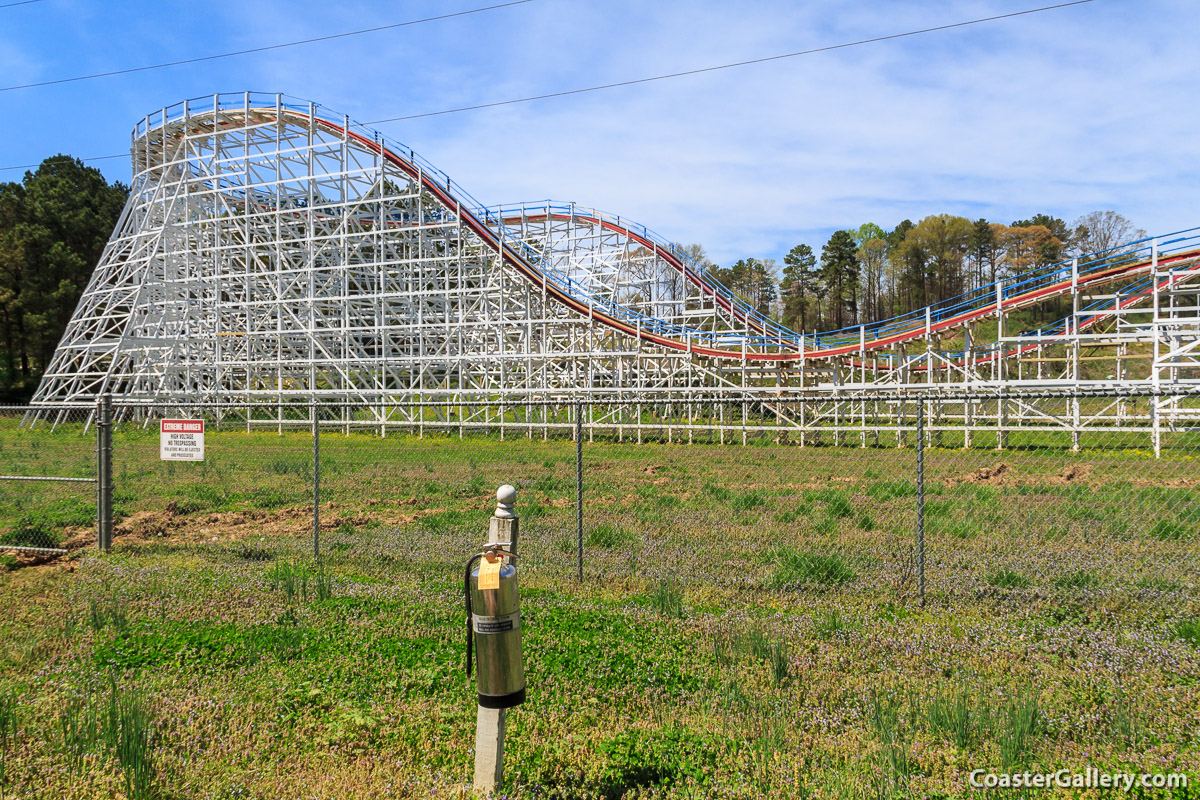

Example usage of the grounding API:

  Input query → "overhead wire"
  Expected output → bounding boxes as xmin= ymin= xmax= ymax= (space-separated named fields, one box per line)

xmin=0 ymin=0 xmax=1094 ymax=174
xmin=0 ymin=0 xmax=44 ymax=9
xmin=0 ymin=0 xmax=534 ymax=93
xmin=366 ymin=0 xmax=1094 ymax=124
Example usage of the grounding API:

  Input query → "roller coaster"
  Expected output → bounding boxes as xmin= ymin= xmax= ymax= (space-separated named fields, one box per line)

xmin=30 ymin=93 xmax=1200 ymax=450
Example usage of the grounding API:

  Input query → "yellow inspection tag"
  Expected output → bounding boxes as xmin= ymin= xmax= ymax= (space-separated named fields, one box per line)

xmin=478 ymin=556 xmax=502 ymax=590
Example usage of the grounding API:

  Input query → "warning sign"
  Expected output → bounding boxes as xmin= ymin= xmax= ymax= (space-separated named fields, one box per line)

xmin=160 ymin=419 xmax=205 ymax=461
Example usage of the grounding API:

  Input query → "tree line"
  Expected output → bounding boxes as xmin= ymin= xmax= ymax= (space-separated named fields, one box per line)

xmin=703 ymin=210 xmax=1145 ymax=334
xmin=0 ymin=157 xmax=127 ymax=402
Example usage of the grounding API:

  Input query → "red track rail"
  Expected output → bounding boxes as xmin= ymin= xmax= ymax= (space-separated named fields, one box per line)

xmin=277 ymin=111 xmax=1200 ymax=366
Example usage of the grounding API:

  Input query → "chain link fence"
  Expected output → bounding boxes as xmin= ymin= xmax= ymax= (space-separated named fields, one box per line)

xmin=0 ymin=392 xmax=1196 ymax=605
xmin=0 ymin=405 xmax=97 ymax=558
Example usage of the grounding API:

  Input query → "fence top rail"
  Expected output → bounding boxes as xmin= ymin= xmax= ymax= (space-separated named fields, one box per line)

xmin=8 ymin=387 xmax=1200 ymax=415
xmin=0 ymin=475 xmax=96 ymax=483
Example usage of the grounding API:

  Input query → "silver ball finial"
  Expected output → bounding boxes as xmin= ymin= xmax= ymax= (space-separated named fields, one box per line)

xmin=495 ymin=484 xmax=516 ymax=519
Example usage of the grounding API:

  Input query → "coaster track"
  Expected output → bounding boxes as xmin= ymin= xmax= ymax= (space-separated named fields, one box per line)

xmin=29 ymin=93 xmax=1200 ymax=450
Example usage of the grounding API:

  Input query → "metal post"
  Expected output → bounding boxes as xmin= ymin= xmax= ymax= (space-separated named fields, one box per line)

xmin=575 ymin=401 xmax=584 ymax=582
xmin=915 ymin=400 xmax=926 ymax=606
xmin=312 ymin=405 xmax=320 ymax=557
xmin=96 ymin=393 xmax=113 ymax=552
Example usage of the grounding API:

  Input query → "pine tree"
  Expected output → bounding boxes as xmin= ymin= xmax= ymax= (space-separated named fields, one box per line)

xmin=820 ymin=230 xmax=859 ymax=329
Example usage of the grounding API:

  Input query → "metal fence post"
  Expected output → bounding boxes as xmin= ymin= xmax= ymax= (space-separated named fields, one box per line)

xmin=575 ymin=401 xmax=584 ymax=582
xmin=312 ymin=404 xmax=320 ymax=558
xmin=96 ymin=393 xmax=113 ymax=552
xmin=916 ymin=399 xmax=926 ymax=606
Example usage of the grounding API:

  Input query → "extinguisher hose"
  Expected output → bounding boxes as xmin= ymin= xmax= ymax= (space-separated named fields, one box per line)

xmin=464 ymin=552 xmax=484 ymax=678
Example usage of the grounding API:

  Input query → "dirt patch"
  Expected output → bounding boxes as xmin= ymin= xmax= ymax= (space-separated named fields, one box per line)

xmin=549 ymin=498 xmax=573 ymax=509
xmin=641 ymin=465 xmax=666 ymax=476
xmin=1133 ymin=477 xmax=1199 ymax=489
xmin=1048 ymin=464 xmax=1093 ymax=485
xmin=948 ymin=462 xmax=1011 ymax=487
xmin=111 ymin=501 xmax=455 ymax=547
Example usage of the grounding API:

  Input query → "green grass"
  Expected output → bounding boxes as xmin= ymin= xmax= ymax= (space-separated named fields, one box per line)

xmin=1150 ymin=520 xmax=1192 ymax=541
xmin=1052 ymin=570 xmax=1101 ymax=590
xmin=597 ymin=726 xmax=719 ymax=795
xmin=768 ymin=547 xmax=856 ymax=587
xmin=813 ymin=608 xmax=858 ymax=637
xmin=998 ymin=690 xmax=1041 ymax=770
xmin=586 ymin=523 xmax=633 ymax=549
xmin=1173 ymin=618 xmax=1200 ymax=646
xmin=0 ymin=423 xmax=1195 ymax=797
xmin=922 ymin=683 xmax=989 ymax=749
xmin=866 ymin=480 xmax=917 ymax=502
xmin=649 ymin=578 xmax=685 ymax=618
xmin=0 ymin=689 xmax=16 ymax=785
xmin=730 ymin=490 xmax=766 ymax=511
xmin=987 ymin=568 xmax=1031 ymax=590
xmin=808 ymin=489 xmax=854 ymax=519
xmin=868 ymin=693 xmax=914 ymax=799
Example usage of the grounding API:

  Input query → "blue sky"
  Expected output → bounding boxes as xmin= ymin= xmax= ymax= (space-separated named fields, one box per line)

xmin=0 ymin=0 xmax=1196 ymax=266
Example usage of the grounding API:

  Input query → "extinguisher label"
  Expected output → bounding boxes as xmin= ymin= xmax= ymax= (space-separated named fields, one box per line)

xmin=473 ymin=611 xmax=521 ymax=634
xmin=478 ymin=558 xmax=503 ymax=590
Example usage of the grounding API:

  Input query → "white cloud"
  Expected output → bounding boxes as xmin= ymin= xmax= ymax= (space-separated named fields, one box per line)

xmin=2 ymin=0 xmax=1197 ymax=263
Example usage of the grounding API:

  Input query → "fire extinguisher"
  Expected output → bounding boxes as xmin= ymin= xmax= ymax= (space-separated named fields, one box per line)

xmin=464 ymin=544 xmax=525 ymax=708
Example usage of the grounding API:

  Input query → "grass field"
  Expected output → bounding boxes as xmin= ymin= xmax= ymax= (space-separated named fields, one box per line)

xmin=0 ymin=419 xmax=1198 ymax=798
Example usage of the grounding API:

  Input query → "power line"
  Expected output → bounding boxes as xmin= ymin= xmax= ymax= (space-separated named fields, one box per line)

xmin=0 ymin=0 xmax=44 ymax=9
xmin=0 ymin=0 xmax=1094 ymax=173
xmin=0 ymin=0 xmax=533 ymax=93
xmin=0 ymin=154 xmax=125 ymax=174
xmin=366 ymin=0 xmax=1094 ymax=124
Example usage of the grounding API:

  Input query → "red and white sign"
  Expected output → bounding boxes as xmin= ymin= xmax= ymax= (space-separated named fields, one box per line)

xmin=160 ymin=419 xmax=205 ymax=461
